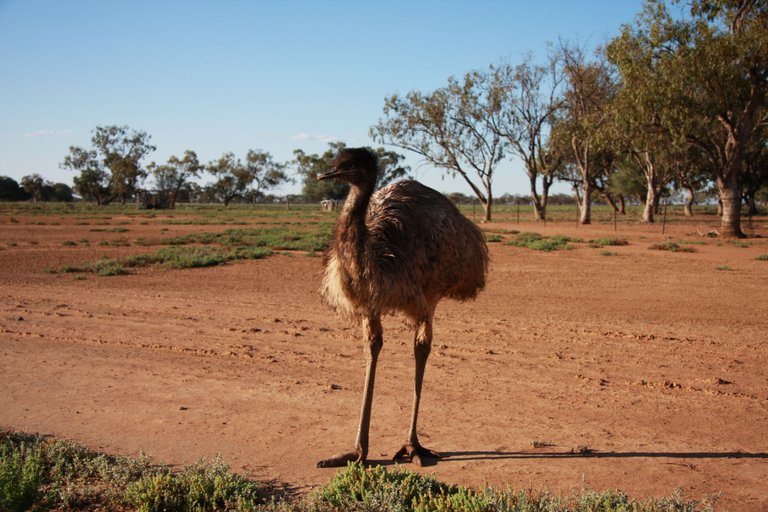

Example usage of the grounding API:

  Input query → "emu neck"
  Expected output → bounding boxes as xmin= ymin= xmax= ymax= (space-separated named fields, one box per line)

xmin=336 ymin=180 xmax=375 ymax=277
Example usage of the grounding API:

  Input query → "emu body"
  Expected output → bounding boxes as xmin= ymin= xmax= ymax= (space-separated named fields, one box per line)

xmin=316 ymin=147 xmax=488 ymax=467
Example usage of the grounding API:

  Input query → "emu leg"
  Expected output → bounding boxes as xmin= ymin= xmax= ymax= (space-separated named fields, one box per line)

xmin=317 ymin=316 xmax=382 ymax=468
xmin=393 ymin=317 xmax=441 ymax=466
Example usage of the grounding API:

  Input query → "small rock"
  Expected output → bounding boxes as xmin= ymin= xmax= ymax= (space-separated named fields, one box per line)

xmin=179 ymin=406 xmax=189 ymax=411
xmin=328 ymin=383 xmax=342 ymax=390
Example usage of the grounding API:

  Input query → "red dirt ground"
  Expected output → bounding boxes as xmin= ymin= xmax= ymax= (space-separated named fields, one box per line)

xmin=1 ymin=213 xmax=767 ymax=510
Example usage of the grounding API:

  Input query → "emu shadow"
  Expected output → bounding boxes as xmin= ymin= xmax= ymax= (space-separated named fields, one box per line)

xmin=439 ymin=450 xmax=768 ymax=461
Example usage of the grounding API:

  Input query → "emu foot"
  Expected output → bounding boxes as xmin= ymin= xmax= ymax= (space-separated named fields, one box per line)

xmin=393 ymin=443 xmax=441 ymax=466
xmin=316 ymin=450 xmax=363 ymax=468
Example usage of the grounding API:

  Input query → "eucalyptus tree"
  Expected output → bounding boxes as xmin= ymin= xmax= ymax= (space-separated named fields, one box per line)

xmin=487 ymin=54 xmax=565 ymax=221
xmin=206 ymin=150 xmax=287 ymax=205
xmin=148 ymin=150 xmax=204 ymax=208
xmin=207 ymin=153 xmax=254 ymax=206
xmin=607 ymin=3 xmax=688 ymax=222
xmin=558 ymin=44 xmax=618 ymax=224
xmin=645 ymin=0 xmax=768 ymax=237
xmin=243 ymin=149 xmax=290 ymax=202
xmin=371 ymin=72 xmax=504 ymax=222
xmin=61 ymin=125 xmax=155 ymax=205
xmin=20 ymin=174 xmax=46 ymax=202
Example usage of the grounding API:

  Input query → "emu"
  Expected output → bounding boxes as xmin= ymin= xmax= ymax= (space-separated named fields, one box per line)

xmin=316 ymin=147 xmax=489 ymax=467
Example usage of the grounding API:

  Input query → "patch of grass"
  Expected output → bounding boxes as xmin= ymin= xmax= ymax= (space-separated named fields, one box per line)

xmin=506 ymin=232 xmax=577 ymax=252
xmin=531 ymin=440 xmax=556 ymax=448
xmin=109 ymin=227 xmax=130 ymax=233
xmin=588 ymin=237 xmax=628 ymax=248
xmin=715 ymin=265 xmax=733 ymax=271
xmin=61 ymin=240 xmax=77 ymax=246
xmin=600 ymin=250 xmax=619 ymax=257
xmin=124 ymin=246 xmax=228 ymax=269
xmin=158 ymin=226 xmax=333 ymax=253
xmin=486 ymin=234 xmax=504 ymax=243
xmin=98 ymin=239 xmax=131 ymax=247
xmin=0 ymin=432 xmax=719 ymax=511
xmin=729 ymin=240 xmax=751 ymax=248
xmin=49 ymin=245 xmax=274 ymax=276
xmin=649 ymin=241 xmax=697 ymax=253
xmin=756 ymin=254 xmax=768 ymax=261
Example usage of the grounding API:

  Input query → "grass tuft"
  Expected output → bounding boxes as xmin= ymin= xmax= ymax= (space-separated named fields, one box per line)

xmin=506 ymin=232 xmax=578 ymax=252
xmin=588 ymin=238 xmax=628 ymax=248
xmin=756 ymin=254 xmax=768 ymax=261
xmin=649 ymin=241 xmax=697 ymax=253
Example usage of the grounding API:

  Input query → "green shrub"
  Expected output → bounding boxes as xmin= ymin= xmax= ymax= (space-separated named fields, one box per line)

xmin=756 ymin=254 xmax=768 ymax=261
xmin=649 ymin=242 xmax=696 ymax=253
xmin=0 ymin=438 xmax=43 ymax=512
xmin=506 ymin=232 xmax=575 ymax=251
xmin=589 ymin=238 xmax=628 ymax=248
xmin=125 ymin=457 xmax=260 ymax=512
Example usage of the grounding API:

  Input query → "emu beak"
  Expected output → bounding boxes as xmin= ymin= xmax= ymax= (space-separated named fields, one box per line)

xmin=317 ymin=169 xmax=338 ymax=181
xmin=318 ymin=168 xmax=349 ymax=181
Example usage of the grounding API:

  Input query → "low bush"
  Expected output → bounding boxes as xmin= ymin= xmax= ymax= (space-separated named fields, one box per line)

xmin=649 ymin=242 xmax=697 ymax=253
xmin=0 ymin=432 xmax=717 ymax=512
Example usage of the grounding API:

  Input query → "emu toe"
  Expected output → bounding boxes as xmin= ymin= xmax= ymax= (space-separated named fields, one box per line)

xmin=393 ymin=443 xmax=441 ymax=466
xmin=316 ymin=450 xmax=363 ymax=468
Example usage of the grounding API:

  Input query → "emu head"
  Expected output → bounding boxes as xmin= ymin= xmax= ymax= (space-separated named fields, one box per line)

xmin=318 ymin=147 xmax=379 ymax=186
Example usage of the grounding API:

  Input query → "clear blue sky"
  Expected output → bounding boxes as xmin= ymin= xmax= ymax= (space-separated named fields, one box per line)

xmin=0 ymin=0 xmax=644 ymax=196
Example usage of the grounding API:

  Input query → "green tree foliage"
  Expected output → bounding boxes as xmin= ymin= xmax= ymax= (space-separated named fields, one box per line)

xmin=20 ymin=174 xmax=46 ymax=202
xmin=206 ymin=150 xmax=287 ymax=206
xmin=606 ymin=3 xmax=689 ymax=222
xmin=243 ymin=149 xmax=290 ymax=202
xmin=371 ymin=72 xmax=504 ymax=221
xmin=61 ymin=125 xmax=155 ymax=205
xmin=0 ymin=176 xmax=30 ymax=201
xmin=148 ymin=150 xmax=204 ymax=208
xmin=487 ymin=53 xmax=565 ymax=221
xmin=632 ymin=0 xmax=768 ymax=236
xmin=557 ymin=43 xmax=618 ymax=224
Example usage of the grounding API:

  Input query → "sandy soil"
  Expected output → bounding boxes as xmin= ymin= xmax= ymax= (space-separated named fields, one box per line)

xmin=1 ymin=212 xmax=767 ymax=510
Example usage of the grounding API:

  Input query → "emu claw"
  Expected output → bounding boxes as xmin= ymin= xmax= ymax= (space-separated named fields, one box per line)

xmin=316 ymin=451 xmax=363 ymax=468
xmin=393 ymin=444 xmax=441 ymax=466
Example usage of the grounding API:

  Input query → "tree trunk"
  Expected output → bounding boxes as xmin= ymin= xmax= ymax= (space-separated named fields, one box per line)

xmin=683 ymin=186 xmax=694 ymax=217
xmin=642 ymin=152 xmax=656 ymax=223
xmin=716 ymin=172 xmax=745 ymax=238
xmin=580 ymin=177 xmax=591 ymax=225
xmin=482 ymin=194 xmax=493 ymax=222
xmin=618 ymin=194 xmax=626 ymax=215
xmin=642 ymin=186 xmax=657 ymax=223
xmin=528 ymin=175 xmax=546 ymax=221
